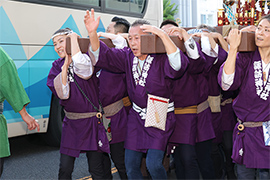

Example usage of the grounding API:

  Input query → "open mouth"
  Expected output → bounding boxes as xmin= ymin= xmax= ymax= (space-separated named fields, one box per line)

xmin=257 ymin=37 xmax=263 ymax=41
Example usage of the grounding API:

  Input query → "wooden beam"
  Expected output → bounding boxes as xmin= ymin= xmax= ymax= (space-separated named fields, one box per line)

xmin=140 ymin=31 xmax=256 ymax=54
xmin=65 ymin=31 xmax=256 ymax=55
xmin=66 ymin=37 xmax=115 ymax=55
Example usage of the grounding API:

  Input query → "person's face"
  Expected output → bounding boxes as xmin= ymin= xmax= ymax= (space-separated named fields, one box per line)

xmin=255 ymin=19 xmax=270 ymax=47
xmin=106 ymin=22 xmax=116 ymax=34
xmin=128 ymin=25 xmax=148 ymax=60
xmin=53 ymin=35 xmax=67 ymax=58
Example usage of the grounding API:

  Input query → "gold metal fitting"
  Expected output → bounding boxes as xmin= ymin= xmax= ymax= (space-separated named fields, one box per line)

xmin=238 ymin=124 xmax=245 ymax=131
xmin=96 ymin=112 xmax=102 ymax=119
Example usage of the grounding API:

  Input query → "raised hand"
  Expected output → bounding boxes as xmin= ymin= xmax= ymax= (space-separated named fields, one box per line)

xmin=140 ymin=24 xmax=164 ymax=37
xmin=227 ymin=29 xmax=241 ymax=50
xmin=84 ymin=8 xmax=100 ymax=34
xmin=167 ymin=27 xmax=190 ymax=41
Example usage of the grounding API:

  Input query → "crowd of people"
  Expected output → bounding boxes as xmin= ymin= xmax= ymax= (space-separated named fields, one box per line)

xmin=1 ymin=7 xmax=270 ymax=180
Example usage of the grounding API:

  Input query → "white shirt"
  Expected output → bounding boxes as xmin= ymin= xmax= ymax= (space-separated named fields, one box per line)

xmin=62 ymin=51 xmax=93 ymax=98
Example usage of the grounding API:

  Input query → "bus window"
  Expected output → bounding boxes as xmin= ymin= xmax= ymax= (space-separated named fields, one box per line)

xmin=105 ymin=0 xmax=146 ymax=14
xmin=61 ymin=0 xmax=99 ymax=7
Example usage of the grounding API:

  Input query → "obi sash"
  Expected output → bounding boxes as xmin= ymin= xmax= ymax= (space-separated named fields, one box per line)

xmin=174 ymin=100 xmax=209 ymax=114
xmin=103 ymin=99 xmax=124 ymax=117
xmin=64 ymin=110 xmax=97 ymax=120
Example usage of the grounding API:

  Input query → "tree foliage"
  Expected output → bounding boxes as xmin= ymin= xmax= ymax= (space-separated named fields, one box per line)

xmin=163 ymin=0 xmax=179 ymax=21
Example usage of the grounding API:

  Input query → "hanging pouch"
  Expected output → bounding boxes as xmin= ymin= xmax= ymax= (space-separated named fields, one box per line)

xmin=208 ymin=95 xmax=221 ymax=113
xmin=231 ymin=125 xmax=245 ymax=164
xmin=102 ymin=115 xmax=112 ymax=142
xmin=97 ymin=120 xmax=110 ymax=153
xmin=145 ymin=94 xmax=169 ymax=131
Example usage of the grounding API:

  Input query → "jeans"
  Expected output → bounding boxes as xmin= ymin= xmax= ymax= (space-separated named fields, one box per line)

xmin=237 ymin=164 xmax=270 ymax=180
xmin=125 ymin=149 xmax=166 ymax=180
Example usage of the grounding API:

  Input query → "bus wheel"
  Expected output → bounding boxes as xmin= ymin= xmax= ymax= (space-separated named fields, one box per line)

xmin=41 ymin=94 xmax=64 ymax=147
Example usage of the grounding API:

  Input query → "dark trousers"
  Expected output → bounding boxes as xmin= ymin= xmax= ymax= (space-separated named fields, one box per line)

xmin=0 ymin=158 xmax=4 ymax=178
xmin=221 ymin=130 xmax=236 ymax=179
xmin=58 ymin=151 xmax=112 ymax=180
xmin=174 ymin=144 xmax=200 ymax=179
xmin=195 ymin=139 xmax=216 ymax=179
xmin=211 ymin=142 xmax=224 ymax=179
xmin=110 ymin=142 xmax=127 ymax=179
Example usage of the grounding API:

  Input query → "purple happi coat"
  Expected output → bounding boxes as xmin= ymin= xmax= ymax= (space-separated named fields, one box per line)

xmin=96 ymin=41 xmax=189 ymax=152
xmin=47 ymin=57 xmax=109 ymax=157
xmin=220 ymin=90 xmax=238 ymax=132
xmin=205 ymin=46 xmax=227 ymax=143
xmin=218 ymin=48 xmax=270 ymax=168
xmin=193 ymin=46 xmax=223 ymax=143
xmin=169 ymin=43 xmax=207 ymax=145
xmin=98 ymin=69 xmax=128 ymax=144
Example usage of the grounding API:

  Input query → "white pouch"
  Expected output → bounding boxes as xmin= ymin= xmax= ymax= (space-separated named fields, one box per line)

xmin=262 ymin=121 xmax=270 ymax=146
xmin=145 ymin=94 xmax=169 ymax=131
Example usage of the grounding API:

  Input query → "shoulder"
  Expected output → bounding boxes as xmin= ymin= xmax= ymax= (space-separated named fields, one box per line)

xmin=52 ymin=58 xmax=64 ymax=67
xmin=237 ymin=49 xmax=259 ymax=67
xmin=0 ymin=47 xmax=13 ymax=67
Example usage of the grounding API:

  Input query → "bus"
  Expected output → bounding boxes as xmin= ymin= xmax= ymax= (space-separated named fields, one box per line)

xmin=0 ymin=0 xmax=163 ymax=146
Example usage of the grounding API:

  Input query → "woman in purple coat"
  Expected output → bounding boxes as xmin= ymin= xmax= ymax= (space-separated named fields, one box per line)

xmin=219 ymin=14 xmax=270 ymax=179
xmin=47 ymin=28 xmax=111 ymax=180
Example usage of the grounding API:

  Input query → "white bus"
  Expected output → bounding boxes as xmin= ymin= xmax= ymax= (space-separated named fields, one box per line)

xmin=0 ymin=0 xmax=163 ymax=146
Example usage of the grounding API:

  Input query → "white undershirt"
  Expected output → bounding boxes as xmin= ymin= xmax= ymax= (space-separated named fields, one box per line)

xmin=61 ymin=51 xmax=93 ymax=98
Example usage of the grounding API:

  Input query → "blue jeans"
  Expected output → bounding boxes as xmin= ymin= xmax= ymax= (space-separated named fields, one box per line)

xmin=237 ymin=164 xmax=270 ymax=180
xmin=125 ymin=149 xmax=167 ymax=180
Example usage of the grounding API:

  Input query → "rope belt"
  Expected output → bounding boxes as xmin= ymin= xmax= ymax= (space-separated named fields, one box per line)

xmin=103 ymin=99 xmax=124 ymax=117
xmin=132 ymin=102 xmax=174 ymax=120
xmin=0 ymin=102 xmax=3 ymax=114
xmin=174 ymin=100 xmax=209 ymax=114
xmin=237 ymin=118 xmax=263 ymax=131
xmin=122 ymin=96 xmax=131 ymax=107
xmin=220 ymin=98 xmax=233 ymax=106
xmin=64 ymin=110 xmax=97 ymax=120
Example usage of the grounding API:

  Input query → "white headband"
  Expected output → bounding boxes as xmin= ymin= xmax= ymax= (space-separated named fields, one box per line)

xmin=51 ymin=30 xmax=73 ymax=40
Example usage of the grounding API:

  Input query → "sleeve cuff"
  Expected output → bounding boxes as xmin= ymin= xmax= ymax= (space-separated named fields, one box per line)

xmin=89 ymin=46 xmax=100 ymax=62
xmin=167 ymin=48 xmax=181 ymax=71
xmin=184 ymin=37 xmax=200 ymax=59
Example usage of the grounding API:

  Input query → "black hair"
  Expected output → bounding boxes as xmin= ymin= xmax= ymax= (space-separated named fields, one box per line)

xmin=160 ymin=19 xmax=178 ymax=28
xmin=111 ymin=16 xmax=130 ymax=33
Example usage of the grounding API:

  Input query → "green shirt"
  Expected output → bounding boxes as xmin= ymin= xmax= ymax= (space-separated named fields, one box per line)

xmin=0 ymin=46 xmax=30 ymax=158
